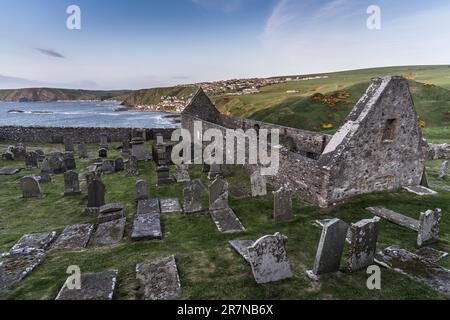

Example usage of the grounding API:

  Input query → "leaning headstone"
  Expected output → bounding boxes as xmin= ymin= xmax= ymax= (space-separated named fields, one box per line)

xmin=131 ymin=140 xmax=146 ymax=161
xmin=19 ymin=176 xmax=42 ymax=198
xmin=101 ymin=159 xmax=115 ymax=175
xmin=126 ymin=156 xmax=139 ymax=177
xmin=273 ymin=187 xmax=294 ymax=222
xmin=136 ymin=255 xmax=181 ymax=300
xmin=136 ymin=180 xmax=150 ymax=201
xmin=63 ymin=152 xmax=76 ymax=170
xmin=86 ymin=179 xmax=106 ymax=214
xmin=114 ymin=157 xmax=124 ymax=172
xmin=183 ymin=180 xmax=203 ymax=214
xmin=100 ymin=134 xmax=108 ymax=150
xmin=25 ymin=151 xmax=38 ymax=168
xmin=251 ymin=170 xmax=267 ymax=197
xmin=375 ymin=247 xmax=450 ymax=297
xmin=209 ymin=177 xmax=229 ymax=211
xmin=78 ymin=142 xmax=89 ymax=159
xmin=98 ymin=203 xmax=125 ymax=223
xmin=347 ymin=217 xmax=380 ymax=272
xmin=64 ymin=170 xmax=81 ymax=196
xmin=175 ymin=165 xmax=191 ymax=183
xmin=51 ymin=223 xmax=94 ymax=250
xmin=64 ymin=138 xmax=74 ymax=152
xmin=307 ymin=218 xmax=348 ymax=279
xmin=156 ymin=166 xmax=173 ymax=185
xmin=0 ymin=248 xmax=46 ymax=293
xmin=439 ymin=161 xmax=448 ymax=180
xmin=417 ymin=209 xmax=442 ymax=247
xmin=56 ymin=270 xmax=118 ymax=300
xmin=210 ymin=208 xmax=245 ymax=233
xmin=98 ymin=148 xmax=108 ymax=158
xmin=247 ymin=233 xmax=293 ymax=284
xmin=10 ymin=232 xmax=57 ymax=251
xmin=92 ymin=218 xmax=126 ymax=247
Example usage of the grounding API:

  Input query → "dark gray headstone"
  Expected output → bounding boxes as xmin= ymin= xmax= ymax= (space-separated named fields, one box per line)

xmin=183 ymin=180 xmax=203 ymax=214
xmin=78 ymin=143 xmax=89 ymax=159
xmin=9 ymin=144 xmax=26 ymax=161
xmin=210 ymin=207 xmax=245 ymax=233
xmin=64 ymin=138 xmax=74 ymax=152
xmin=251 ymin=170 xmax=267 ymax=197
xmin=273 ymin=187 xmax=294 ymax=222
xmin=101 ymin=160 xmax=115 ymax=175
xmin=87 ymin=179 xmax=106 ymax=210
xmin=156 ymin=166 xmax=173 ymax=185
xmin=64 ymin=170 xmax=81 ymax=196
xmin=92 ymin=218 xmax=126 ymax=247
xmin=136 ymin=180 xmax=149 ymax=201
xmin=131 ymin=141 xmax=146 ymax=161
xmin=114 ymin=157 xmax=124 ymax=172
xmin=25 ymin=151 xmax=38 ymax=168
xmin=49 ymin=153 xmax=67 ymax=174
xmin=131 ymin=213 xmax=162 ymax=241
xmin=63 ymin=152 xmax=76 ymax=170
xmin=98 ymin=148 xmax=108 ymax=158
xmin=100 ymin=134 xmax=108 ymax=150
xmin=19 ymin=176 xmax=42 ymax=198
xmin=208 ymin=163 xmax=222 ymax=180
xmin=137 ymin=199 xmax=160 ymax=215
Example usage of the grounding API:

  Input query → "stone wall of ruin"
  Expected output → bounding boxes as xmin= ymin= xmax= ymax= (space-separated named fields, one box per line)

xmin=0 ymin=126 xmax=175 ymax=144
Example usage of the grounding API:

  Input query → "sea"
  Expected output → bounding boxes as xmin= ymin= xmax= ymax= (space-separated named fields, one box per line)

xmin=0 ymin=101 xmax=180 ymax=128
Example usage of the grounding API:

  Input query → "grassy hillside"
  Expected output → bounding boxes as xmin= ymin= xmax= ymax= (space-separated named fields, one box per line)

xmin=121 ymin=86 xmax=198 ymax=109
xmin=0 ymin=88 xmax=132 ymax=102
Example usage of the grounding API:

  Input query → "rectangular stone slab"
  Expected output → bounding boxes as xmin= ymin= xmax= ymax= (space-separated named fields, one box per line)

xmin=160 ymin=199 xmax=182 ymax=214
xmin=131 ymin=213 xmax=162 ymax=241
xmin=137 ymin=199 xmax=160 ymax=215
xmin=415 ymin=247 xmax=448 ymax=263
xmin=375 ymin=247 xmax=450 ymax=297
xmin=100 ymin=203 xmax=124 ymax=214
xmin=92 ymin=218 xmax=126 ymax=247
xmin=136 ymin=255 xmax=181 ymax=300
xmin=0 ymin=168 xmax=21 ymax=175
xmin=366 ymin=207 xmax=420 ymax=231
xmin=51 ymin=223 xmax=94 ymax=250
xmin=0 ymin=248 xmax=46 ymax=293
xmin=98 ymin=209 xmax=125 ymax=224
xmin=210 ymin=208 xmax=245 ymax=233
xmin=403 ymin=185 xmax=438 ymax=196
xmin=55 ymin=270 xmax=118 ymax=300
xmin=10 ymin=232 xmax=56 ymax=251
xmin=229 ymin=240 xmax=254 ymax=263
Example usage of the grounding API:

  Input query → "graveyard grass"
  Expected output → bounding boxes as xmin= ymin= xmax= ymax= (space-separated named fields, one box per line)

xmin=0 ymin=140 xmax=449 ymax=300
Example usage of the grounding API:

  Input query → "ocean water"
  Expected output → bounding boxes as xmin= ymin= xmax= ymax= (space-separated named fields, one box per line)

xmin=0 ymin=101 xmax=180 ymax=128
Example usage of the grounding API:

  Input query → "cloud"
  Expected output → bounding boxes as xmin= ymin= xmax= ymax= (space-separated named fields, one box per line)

xmin=191 ymin=0 xmax=254 ymax=13
xmin=35 ymin=48 xmax=66 ymax=59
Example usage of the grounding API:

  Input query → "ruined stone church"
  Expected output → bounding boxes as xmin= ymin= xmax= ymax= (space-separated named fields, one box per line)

xmin=181 ymin=76 xmax=427 ymax=208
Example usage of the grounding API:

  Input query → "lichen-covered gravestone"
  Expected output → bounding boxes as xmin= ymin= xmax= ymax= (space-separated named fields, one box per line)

xmin=51 ymin=223 xmax=94 ymax=250
xmin=92 ymin=218 xmax=126 ymax=246
xmin=175 ymin=165 xmax=190 ymax=183
xmin=136 ymin=180 xmax=150 ymax=201
xmin=273 ymin=187 xmax=294 ymax=222
xmin=417 ymin=209 xmax=442 ymax=246
xmin=251 ymin=170 xmax=267 ymax=197
xmin=347 ymin=217 xmax=380 ymax=272
xmin=183 ymin=180 xmax=203 ymax=214
xmin=19 ymin=176 xmax=42 ymax=198
xmin=439 ymin=161 xmax=448 ymax=180
xmin=25 ymin=151 xmax=38 ymax=169
xmin=64 ymin=170 xmax=81 ymax=196
xmin=126 ymin=156 xmax=139 ymax=177
xmin=56 ymin=270 xmax=118 ymax=300
xmin=247 ymin=233 xmax=293 ymax=284
xmin=10 ymin=232 xmax=56 ymax=251
xmin=209 ymin=177 xmax=229 ymax=211
xmin=86 ymin=179 xmax=106 ymax=214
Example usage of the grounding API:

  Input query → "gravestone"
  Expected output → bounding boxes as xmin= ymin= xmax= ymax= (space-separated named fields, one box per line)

xmin=131 ymin=140 xmax=146 ymax=161
xmin=418 ymin=209 xmax=442 ymax=246
xmin=100 ymin=134 xmax=108 ymax=150
xmin=10 ymin=144 xmax=26 ymax=161
xmin=63 ymin=152 xmax=76 ymax=170
xmin=10 ymin=232 xmax=57 ymax=251
xmin=98 ymin=148 xmax=108 ymax=158
xmin=126 ymin=156 xmax=139 ymax=177
xmin=156 ymin=133 xmax=164 ymax=145
xmin=273 ymin=187 xmax=294 ymax=222
xmin=87 ymin=179 xmax=106 ymax=214
xmin=307 ymin=218 xmax=348 ymax=278
xmin=403 ymin=185 xmax=437 ymax=196
xmin=137 ymin=199 xmax=160 ymax=215
xmin=347 ymin=217 xmax=380 ymax=272
xmin=56 ymin=270 xmax=118 ymax=300
xmin=439 ymin=161 xmax=448 ymax=179
xmin=51 ymin=223 xmax=94 ymax=250
xmin=98 ymin=203 xmax=125 ymax=223
xmin=247 ymin=233 xmax=293 ymax=284
xmin=175 ymin=165 xmax=191 ymax=183
xmin=122 ymin=140 xmax=130 ymax=154
xmin=183 ymin=180 xmax=203 ymax=214
xmin=39 ymin=159 xmax=52 ymax=183
xmin=136 ymin=180 xmax=150 ymax=201
xmin=64 ymin=170 xmax=81 ymax=196
xmin=209 ymin=177 xmax=229 ymax=210
xmin=25 ymin=151 xmax=38 ymax=168
xmin=251 ymin=170 xmax=267 ymax=197
xmin=210 ymin=208 xmax=245 ymax=233
xmin=114 ymin=157 xmax=124 ymax=172
xmin=131 ymin=213 xmax=162 ymax=241
xmin=415 ymin=247 xmax=448 ymax=263
xmin=154 ymin=145 xmax=167 ymax=166
xmin=101 ymin=160 xmax=115 ymax=174
xmin=136 ymin=255 xmax=181 ymax=300
xmin=1 ymin=150 xmax=14 ymax=161
xmin=160 ymin=199 xmax=182 ymax=214
xmin=78 ymin=142 xmax=89 ymax=159
xmin=64 ymin=138 xmax=74 ymax=152
xmin=19 ymin=176 xmax=42 ymax=198
xmin=156 ymin=166 xmax=173 ymax=185
xmin=202 ymin=163 xmax=210 ymax=173
xmin=35 ymin=149 xmax=45 ymax=163
xmin=0 ymin=168 xmax=21 ymax=175
xmin=208 ymin=163 xmax=222 ymax=180
xmin=92 ymin=218 xmax=126 ymax=247
xmin=49 ymin=153 xmax=66 ymax=174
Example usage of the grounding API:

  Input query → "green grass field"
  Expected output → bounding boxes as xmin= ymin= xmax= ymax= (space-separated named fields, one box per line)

xmin=0 ymin=140 xmax=449 ymax=300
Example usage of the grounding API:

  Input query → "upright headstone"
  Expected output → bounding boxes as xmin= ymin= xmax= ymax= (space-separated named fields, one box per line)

xmin=64 ymin=138 xmax=74 ymax=152
xmin=251 ymin=170 xmax=267 ymax=197
xmin=100 ymin=134 xmax=108 ymax=150
xmin=98 ymin=148 xmax=108 ymax=158
xmin=131 ymin=140 xmax=146 ymax=161
xmin=39 ymin=159 xmax=52 ymax=184
xmin=155 ymin=145 xmax=167 ymax=166
xmin=439 ymin=161 xmax=448 ymax=180
xmin=10 ymin=144 xmax=26 ymax=161
xmin=122 ymin=140 xmax=130 ymax=154
xmin=247 ymin=233 xmax=293 ymax=284
xmin=308 ymin=219 xmax=348 ymax=278
xmin=156 ymin=133 xmax=164 ymax=145
xmin=64 ymin=170 xmax=81 ymax=196
xmin=101 ymin=160 xmax=115 ymax=175
xmin=87 ymin=179 xmax=106 ymax=214
xmin=183 ymin=180 xmax=203 ymax=214
xmin=35 ymin=149 xmax=45 ymax=163
xmin=136 ymin=180 xmax=150 ymax=201
xmin=63 ymin=152 xmax=76 ymax=170
xmin=209 ymin=177 xmax=229 ymax=210
xmin=78 ymin=142 xmax=89 ymax=159
xmin=347 ymin=217 xmax=380 ymax=272
xmin=175 ymin=165 xmax=190 ymax=183
xmin=418 ymin=209 xmax=442 ymax=246
xmin=114 ymin=157 xmax=124 ymax=172
xmin=49 ymin=153 xmax=67 ymax=174
xmin=126 ymin=156 xmax=139 ymax=177
xmin=156 ymin=166 xmax=173 ymax=185
xmin=19 ymin=176 xmax=42 ymax=198
xmin=208 ymin=163 xmax=222 ymax=180
xmin=25 ymin=152 xmax=38 ymax=169
xmin=273 ymin=187 xmax=294 ymax=222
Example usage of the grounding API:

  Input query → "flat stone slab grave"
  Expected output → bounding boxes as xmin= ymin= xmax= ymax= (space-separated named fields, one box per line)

xmin=403 ymin=185 xmax=438 ymax=196
xmin=160 ymin=199 xmax=182 ymax=214
xmin=55 ymin=270 xmax=118 ymax=300
xmin=366 ymin=207 xmax=420 ymax=231
xmin=10 ymin=232 xmax=56 ymax=251
xmin=131 ymin=213 xmax=162 ymax=241
xmin=137 ymin=199 xmax=160 ymax=215
xmin=0 ymin=168 xmax=21 ymax=175
xmin=51 ymin=223 xmax=94 ymax=250
xmin=92 ymin=218 xmax=126 ymax=247
xmin=136 ymin=255 xmax=181 ymax=300
xmin=375 ymin=247 xmax=450 ymax=297
xmin=415 ymin=247 xmax=448 ymax=263
xmin=0 ymin=248 xmax=46 ymax=293
xmin=210 ymin=208 xmax=245 ymax=233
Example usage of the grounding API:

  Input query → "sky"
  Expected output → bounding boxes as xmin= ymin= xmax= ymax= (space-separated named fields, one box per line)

xmin=0 ymin=0 xmax=449 ymax=90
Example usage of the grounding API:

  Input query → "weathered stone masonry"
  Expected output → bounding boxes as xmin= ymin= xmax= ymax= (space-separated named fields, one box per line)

xmin=182 ymin=76 xmax=427 ymax=208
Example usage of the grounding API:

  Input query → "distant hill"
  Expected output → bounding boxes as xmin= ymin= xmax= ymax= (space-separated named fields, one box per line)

xmin=0 ymin=88 xmax=132 ymax=102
